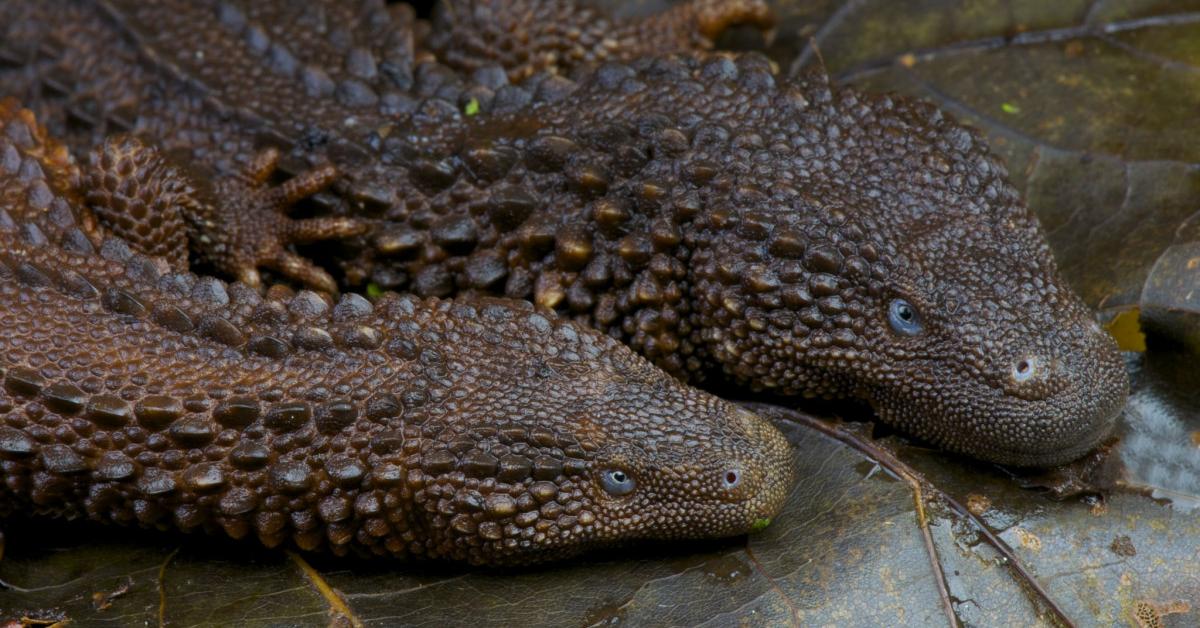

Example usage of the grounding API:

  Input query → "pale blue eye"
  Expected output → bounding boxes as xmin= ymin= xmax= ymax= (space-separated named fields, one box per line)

xmin=600 ymin=469 xmax=636 ymax=496
xmin=887 ymin=299 xmax=923 ymax=336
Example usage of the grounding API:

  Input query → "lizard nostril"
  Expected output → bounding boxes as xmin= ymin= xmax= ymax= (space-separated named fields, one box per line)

xmin=722 ymin=469 xmax=742 ymax=489
xmin=1012 ymin=357 xmax=1036 ymax=382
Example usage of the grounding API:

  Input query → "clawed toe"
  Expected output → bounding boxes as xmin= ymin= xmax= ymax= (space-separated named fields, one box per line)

xmin=264 ymin=251 xmax=340 ymax=295
xmin=288 ymin=216 xmax=367 ymax=244
xmin=685 ymin=0 xmax=775 ymax=42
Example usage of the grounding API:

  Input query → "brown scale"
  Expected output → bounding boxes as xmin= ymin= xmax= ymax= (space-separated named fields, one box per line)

xmin=0 ymin=102 xmax=795 ymax=564
xmin=0 ymin=0 xmax=1127 ymax=467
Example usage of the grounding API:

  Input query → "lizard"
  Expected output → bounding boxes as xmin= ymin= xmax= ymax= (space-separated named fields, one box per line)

xmin=0 ymin=99 xmax=796 ymax=565
xmin=0 ymin=0 xmax=1129 ymax=466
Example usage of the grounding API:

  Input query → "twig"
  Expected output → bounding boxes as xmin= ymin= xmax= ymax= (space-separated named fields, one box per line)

xmin=747 ymin=403 xmax=1076 ymax=628
xmin=156 ymin=546 xmax=180 ymax=628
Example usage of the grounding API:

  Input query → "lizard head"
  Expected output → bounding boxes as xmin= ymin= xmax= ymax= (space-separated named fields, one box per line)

xmin=689 ymin=72 xmax=1127 ymax=466
xmin=856 ymin=204 xmax=1129 ymax=467
xmin=400 ymin=297 xmax=795 ymax=565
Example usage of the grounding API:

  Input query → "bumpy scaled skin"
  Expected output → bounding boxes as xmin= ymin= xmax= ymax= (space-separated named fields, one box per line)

xmin=0 ymin=1 xmax=1127 ymax=465
xmin=0 ymin=103 xmax=795 ymax=565
xmin=379 ymin=58 xmax=1126 ymax=467
xmin=0 ymin=0 xmax=765 ymax=291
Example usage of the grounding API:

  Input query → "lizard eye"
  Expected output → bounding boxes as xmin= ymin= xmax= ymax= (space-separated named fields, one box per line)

xmin=600 ymin=469 xmax=636 ymax=496
xmin=887 ymin=299 xmax=923 ymax=336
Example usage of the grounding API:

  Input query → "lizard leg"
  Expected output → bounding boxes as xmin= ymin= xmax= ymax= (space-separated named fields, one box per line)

xmin=84 ymin=137 xmax=368 ymax=293
xmin=426 ymin=0 xmax=775 ymax=81
xmin=84 ymin=135 xmax=192 ymax=267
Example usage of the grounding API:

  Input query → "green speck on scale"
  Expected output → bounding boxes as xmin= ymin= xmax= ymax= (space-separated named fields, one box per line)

xmin=1000 ymin=102 xmax=1020 ymax=115
xmin=464 ymin=98 xmax=481 ymax=116
xmin=751 ymin=518 xmax=771 ymax=532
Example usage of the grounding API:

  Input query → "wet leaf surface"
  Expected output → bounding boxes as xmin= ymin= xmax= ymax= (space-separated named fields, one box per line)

xmin=1118 ymin=349 xmax=1200 ymax=512
xmin=3 ymin=0 xmax=1200 ymax=626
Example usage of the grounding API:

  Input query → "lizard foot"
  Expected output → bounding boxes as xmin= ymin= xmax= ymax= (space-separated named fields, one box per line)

xmin=672 ymin=0 xmax=777 ymax=44
xmin=85 ymin=137 xmax=368 ymax=293
xmin=207 ymin=148 xmax=369 ymax=294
